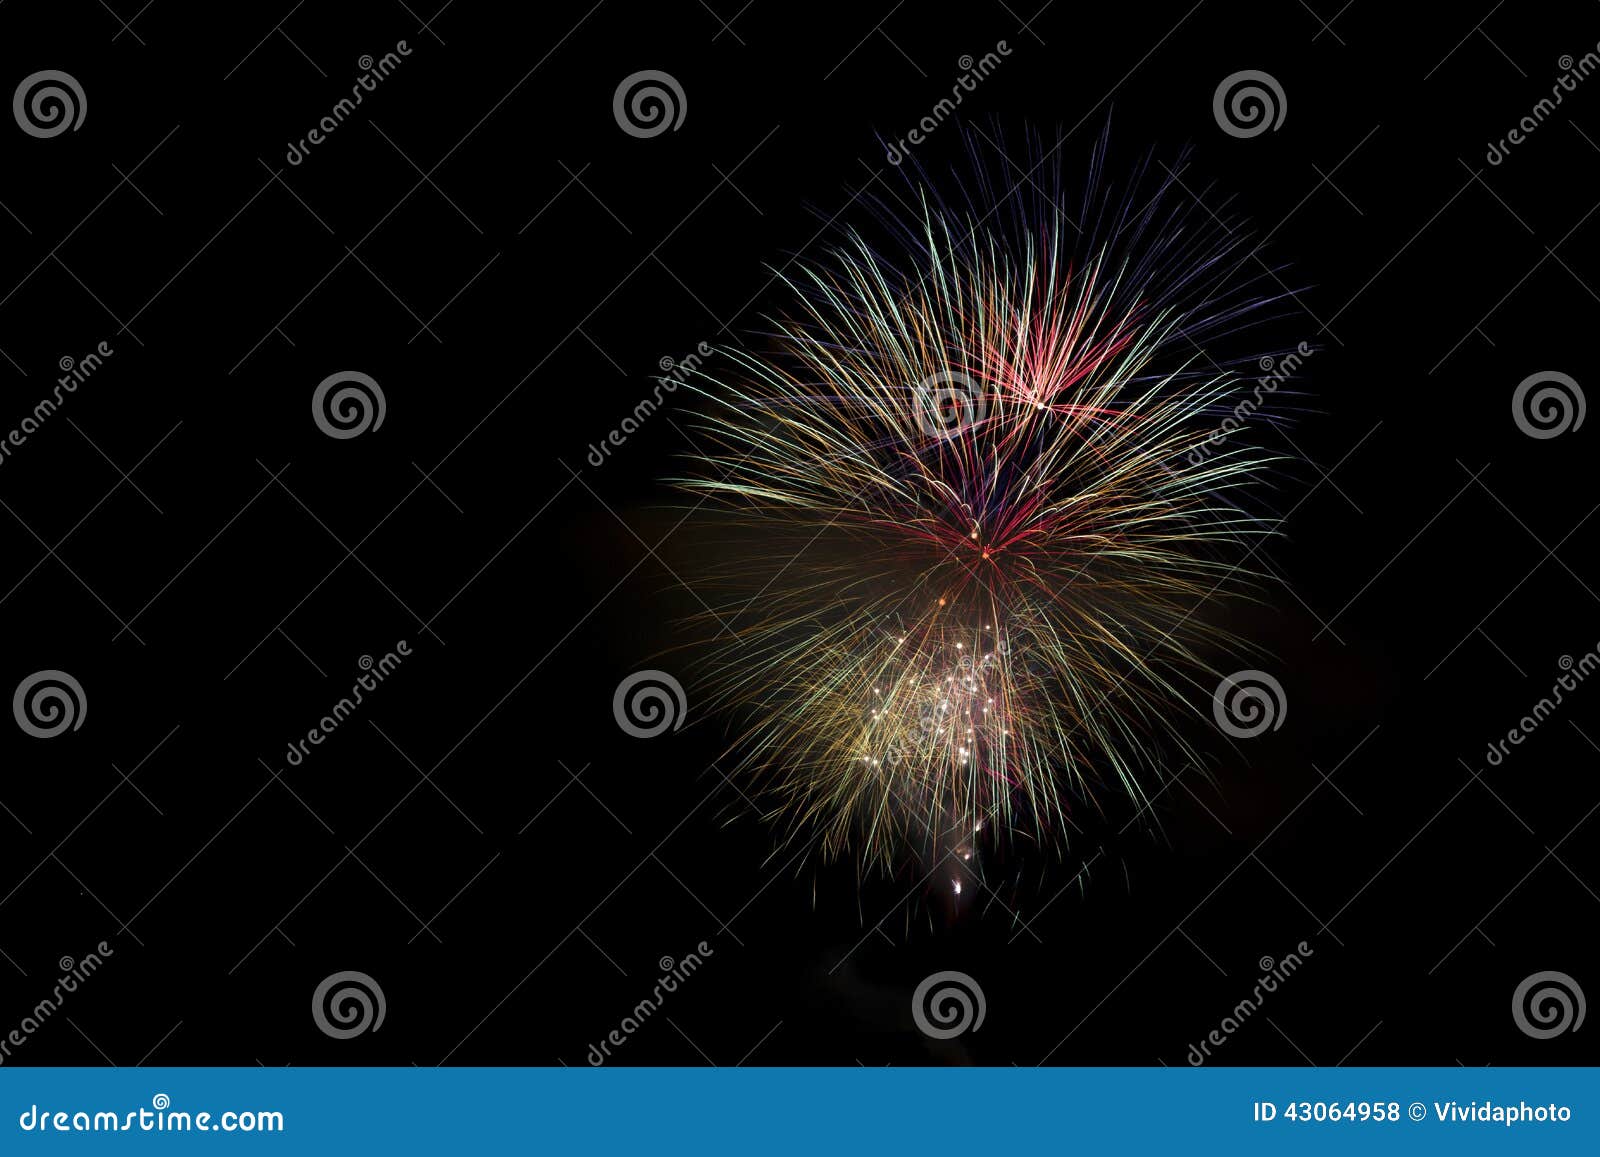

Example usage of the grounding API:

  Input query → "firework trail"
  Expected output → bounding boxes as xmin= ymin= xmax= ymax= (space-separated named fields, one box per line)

xmin=670 ymin=129 xmax=1299 ymax=887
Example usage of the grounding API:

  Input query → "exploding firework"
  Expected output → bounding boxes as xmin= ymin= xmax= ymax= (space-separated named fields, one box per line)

xmin=670 ymin=130 xmax=1298 ymax=884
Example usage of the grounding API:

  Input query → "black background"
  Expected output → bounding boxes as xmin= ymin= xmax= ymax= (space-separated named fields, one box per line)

xmin=0 ymin=0 xmax=1596 ymax=1066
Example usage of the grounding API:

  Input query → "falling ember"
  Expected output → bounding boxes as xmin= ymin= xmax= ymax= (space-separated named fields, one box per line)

xmin=670 ymin=128 xmax=1289 ymax=878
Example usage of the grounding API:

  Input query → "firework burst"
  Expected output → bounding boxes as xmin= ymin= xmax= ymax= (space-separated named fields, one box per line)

xmin=671 ymin=130 xmax=1297 ymax=884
